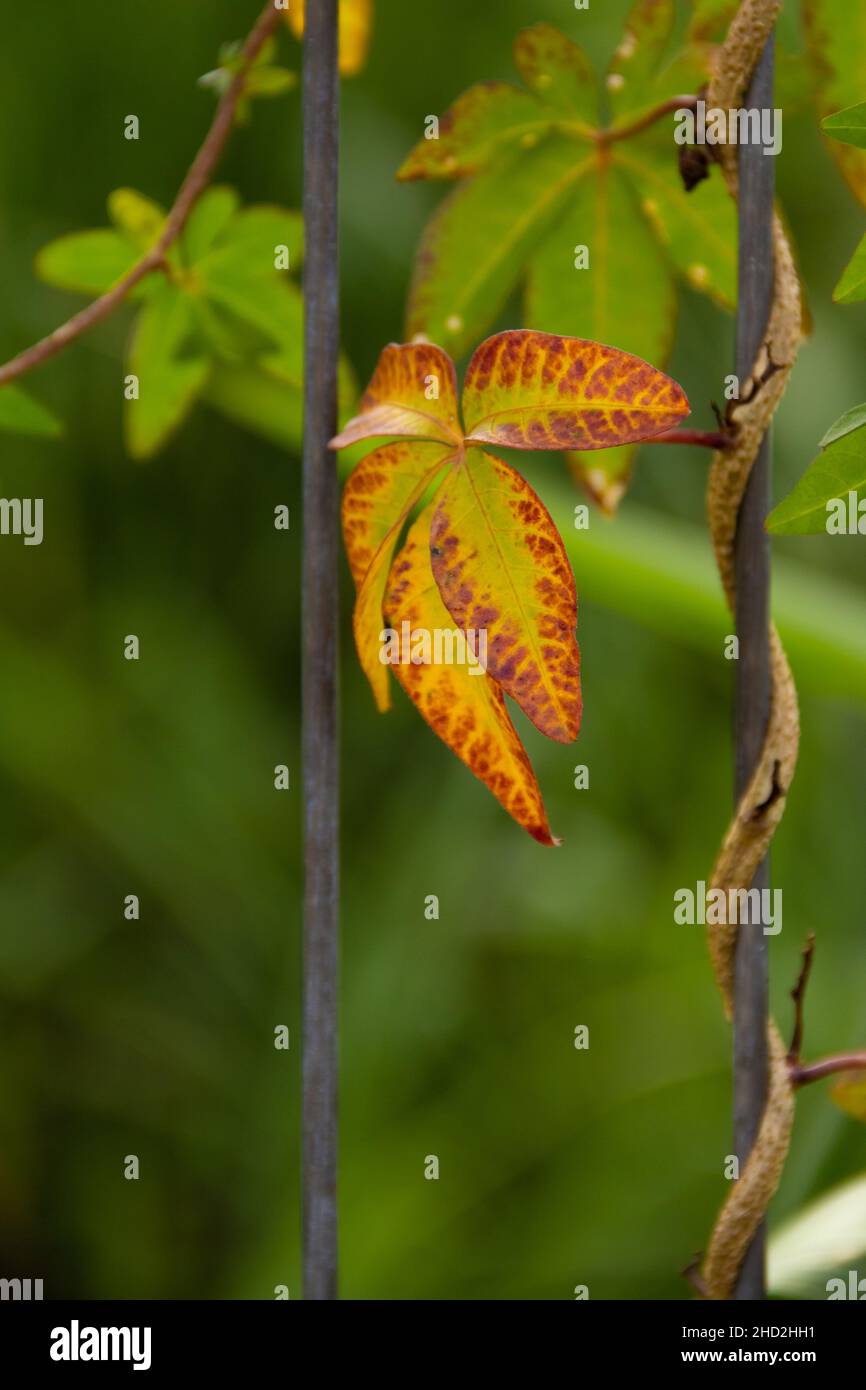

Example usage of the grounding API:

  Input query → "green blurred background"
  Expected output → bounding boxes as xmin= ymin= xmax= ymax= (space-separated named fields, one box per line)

xmin=0 ymin=0 xmax=864 ymax=1300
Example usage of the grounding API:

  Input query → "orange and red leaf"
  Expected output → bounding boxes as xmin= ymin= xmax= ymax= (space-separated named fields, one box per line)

xmin=461 ymin=329 xmax=689 ymax=451
xmin=430 ymin=447 xmax=581 ymax=744
xmin=384 ymin=506 xmax=559 ymax=845
xmin=346 ymin=441 xmax=455 ymax=711
xmin=330 ymin=342 xmax=461 ymax=449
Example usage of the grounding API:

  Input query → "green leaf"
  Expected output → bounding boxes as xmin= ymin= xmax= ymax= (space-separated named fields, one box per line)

xmin=768 ymin=1173 xmax=866 ymax=1298
xmin=833 ymin=230 xmax=866 ymax=303
xmin=34 ymin=229 xmax=139 ymax=296
xmin=108 ymin=188 xmax=167 ymax=252
xmin=527 ymin=161 xmax=676 ymax=365
xmin=822 ymin=100 xmax=866 ymax=149
xmin=397 ymin=83 xmax=550 ymax=181
xmin=124 ymin=282 xmax=209 ymax=459
xmin=254 ymin=36 xmax=278 ymax=68
xmin=526 ymin=161 xmax=675 ymax=507
xmin=831 ymin=1072 xmax=866 ymax=1123
xmin=187 ymin=296 xmax=249 ymax=363
xmin=401 ymin=20 xmax=735 ymax=505
xmin=202 ymin=205 xmax=304 ymax=275
xmin=199 ymin=261 xmax=303 ymax=351
xmin=767 ymin=425 xmax=866 ymax=535
xmin=805 ymin=0 xmax=866 ymax=208
xmin=406 ymin=136 xmax=596 ymax=357
xmin=606 ymin=0 xmax=676 ymax=127
xmin=688 ymin=0 xmax=738 ymax=43
xmin=218 ymin=39 xmax=245 ymax=72
xmin=181 ymin=187 xmax=240 ymax=265
xmin=820 ymin=402 xmax=866 ymax=447
xmin=619 ymin=142 xmax=738 ymax=307
xmin=197 ymin=67 xmax=233 ymax=97
xmin=512 ymin=23 xmax=599 ymax=127
xmin=245 ymin=65 xmax=296 ymax=98
xmin=0 ymin=384 xmax=62 ymax=439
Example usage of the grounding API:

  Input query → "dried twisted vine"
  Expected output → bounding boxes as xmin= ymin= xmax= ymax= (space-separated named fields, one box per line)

xmin=699 ymin=0 xmax=804 ymax=1300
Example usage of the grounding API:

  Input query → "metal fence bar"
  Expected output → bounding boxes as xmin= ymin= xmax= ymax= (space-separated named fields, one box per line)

xmin=301 ymin=0 xmax=340 ymax=1303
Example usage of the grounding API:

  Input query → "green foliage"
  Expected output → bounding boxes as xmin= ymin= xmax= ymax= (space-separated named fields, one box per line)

xmin=198 ymin=35 xmax=296 ymax=123
xmin=833 ymin=232 xmax=866 ymax=303
xmin=399 ymin=8 xmax=737 ymax=508
xmin=33 ymin=187 xmax=335 ymax=459
xmin=816 ymin=94 xmax=866 ymax=302
xmin=124 ymin=283 xmax=210 ymax=460
xmin=767 ymin=410 xmax=866 ymax=535
xmin=822 ymin=100 xmax=866 ymax=150
xmin=34 ymin=229 xmax=142 ymax=298
xmin=819 ymin=401 xmax=866 ymax=446
xmin=805 ymin=0 xmax=866 ymax=210
xmin=0 ymin=383 xmax=63 ymax=439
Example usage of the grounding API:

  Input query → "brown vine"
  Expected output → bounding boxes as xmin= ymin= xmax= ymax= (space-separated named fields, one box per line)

xmin=699 ymin=0 xmax=803 ymax=1300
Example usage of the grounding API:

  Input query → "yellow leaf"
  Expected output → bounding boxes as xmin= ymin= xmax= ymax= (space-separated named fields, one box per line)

xmin=286 ymin=0 xmax=373 ymax=78
xmin=347 ymin=442 xmax=456 ymax=710
xmin=384 ymin=506 xmax=559 ymax=844
xmin=331 ymin=342 xmax=462 ymax=448
xmin=431 ymin=447 xmax=581 ymax=743
xmin=831 ymin=1071 xmax=866 ymax=1124
xmin=462 ymin=329 xmax=689 ymax=450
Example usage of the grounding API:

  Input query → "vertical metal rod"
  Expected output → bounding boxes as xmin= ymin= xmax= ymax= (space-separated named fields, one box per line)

xmin=302 ymin=0 xmax=340 ymax=1302
xmin=732 ymin=35 xmax=775 ymax=1302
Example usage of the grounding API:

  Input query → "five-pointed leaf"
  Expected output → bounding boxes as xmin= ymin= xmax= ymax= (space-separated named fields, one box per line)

xmin=331 ymin=332 xmax=689 ymax=840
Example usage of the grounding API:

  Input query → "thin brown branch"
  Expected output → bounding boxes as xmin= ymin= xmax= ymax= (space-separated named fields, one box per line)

xmin=645 ymin=428 xmax=734 ymax=450
xmin=790 ymin=1052 xmax=866 ymax=1088
xmin=0 ymin=1 xmax=281 ymax=388
xmin=787 ymin=931 xmax=815 ymax=1063
xmin=598 ymin=95 xmax=699 ymax=146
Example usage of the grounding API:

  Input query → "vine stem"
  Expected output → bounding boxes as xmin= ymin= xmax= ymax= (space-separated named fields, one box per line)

xmin=731 ymin=33 xmax=776 ymax=1303
xmin=645 ymin=428 xmax=733 ymax=450
xmin=791 ymin=1054 xmax=866 ymax=1087
xmin=597 ymin=95 xmax=699 ymax=145
xmin=302 ymin=0 xmax=340 ymax=1301
xmin=0 ymin=1 xmax=281 ymax=388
